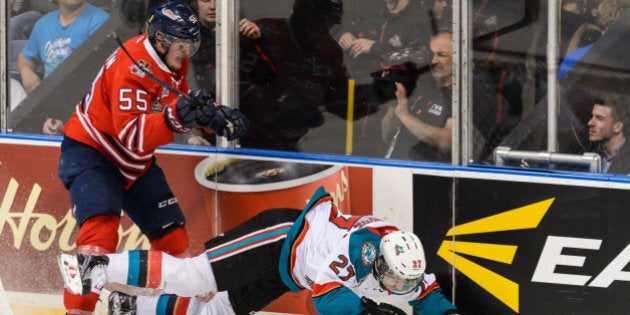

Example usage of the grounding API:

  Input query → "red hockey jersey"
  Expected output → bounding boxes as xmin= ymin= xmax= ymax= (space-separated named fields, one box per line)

xmin=62 ymin=34 xmax=190 ymax=187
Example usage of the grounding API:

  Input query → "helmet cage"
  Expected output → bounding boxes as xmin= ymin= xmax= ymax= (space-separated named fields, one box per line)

xmin=375 ymin=256 xmax=423 ymax=294
xmin=156 ymin=31 xmax=200 ymax=57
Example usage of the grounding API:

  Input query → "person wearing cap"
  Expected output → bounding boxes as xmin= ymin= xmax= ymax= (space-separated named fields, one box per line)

xmin=56 ymin=1 xmax=247 ymax=313
xmin=60 ymin=186 xmax=462 ymax=315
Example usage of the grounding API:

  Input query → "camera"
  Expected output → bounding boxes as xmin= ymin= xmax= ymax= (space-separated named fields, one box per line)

xmin=370 ymin=47 xmax=429 ymax=102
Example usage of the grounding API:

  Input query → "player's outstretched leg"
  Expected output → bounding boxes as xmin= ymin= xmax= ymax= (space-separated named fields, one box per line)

xmin=60 ymin=250 xmax=218 ymax=298
xmin=108 ymin=291 xmax=235 ymax=315
xmin=58 ymin=252 xmax=110 ymax=296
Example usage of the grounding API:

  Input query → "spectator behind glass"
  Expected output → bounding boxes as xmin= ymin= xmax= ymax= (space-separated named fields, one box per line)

xmin=381 ymin=31 xmax=453 ymax=162
xmin=17 ymin=0 xmax=108 ymax=135
xmin=586 ymin=91 xmax=630 ymax=174
xmin=430 ymin=0 xmax=450 ymax=33
xmin=10 ymin=0 xmax=116 ymax=83
xmin=559 ymin=0 xmax=630 ymax=80
xmin=185 ymin=0 xmax=260 ymax=146
xmin=560 ymin=0 xmax=593 ymax=60
xmin=335 ymin=0 xmax=438 ymax=157
xmin=382 ymin=31 xmax=505 ymax=162
xmin=9 ymin=0 xmax=58 ymax=87
xmin=337 ymin=0 xmax=433 ymax=85
xmin=238 ymin=0 xmax=349 ymax=151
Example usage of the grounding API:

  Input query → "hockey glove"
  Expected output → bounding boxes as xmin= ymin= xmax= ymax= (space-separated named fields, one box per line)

xmin=361 ymin=297 xmax=407 ymax=315
xmin=209 ymin=105 xmax=249 ymax=141
xmin=164 ymin=90 xmax=217 ymax=133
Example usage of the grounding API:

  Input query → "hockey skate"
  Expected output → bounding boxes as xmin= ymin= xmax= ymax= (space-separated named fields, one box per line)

xmin=108 ymin=291 xmax=137 ymax=315
xmin=58 ymin=252 xmax=109 ymax=296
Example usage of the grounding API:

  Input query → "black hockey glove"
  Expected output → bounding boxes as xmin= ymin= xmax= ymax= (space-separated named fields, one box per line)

xmin=361 ymin=297 xmax=407 ymax=315
xmin=209 ymin=105 xmax=249 ymax=141
xmin=164 ymin=90 xmax=217 ymax=133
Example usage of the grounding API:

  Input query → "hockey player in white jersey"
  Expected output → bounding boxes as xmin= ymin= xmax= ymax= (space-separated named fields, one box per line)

xmin=59 ymin=187 xmax=461 ymax=315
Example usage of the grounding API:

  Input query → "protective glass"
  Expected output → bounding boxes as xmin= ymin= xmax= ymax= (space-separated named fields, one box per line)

xmin=375 ymin=256 xmax=423 ymax=295
xmin=158 ymin=32 xmax=201 ymax=57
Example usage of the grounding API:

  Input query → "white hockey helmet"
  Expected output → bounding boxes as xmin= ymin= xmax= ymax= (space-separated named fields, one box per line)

xmin=376 ymin=230 xmax=426 ymax=294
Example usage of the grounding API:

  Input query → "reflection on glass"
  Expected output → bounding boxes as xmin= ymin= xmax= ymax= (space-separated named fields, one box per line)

xmin=236 ymin=0 xmax=453 ymax=161
xmin=338 ymin=0 xmax=442 ymax=159
xmin=381 ymin=32 xmax=452 ymax=162
xmin=470 ymin=0 xmax=529 ymax=163
xmin=487 ymin=0 xmax=630 ymax=176
xmin=238 ymin=0 xmax=348 ymax=151
xmin=183 ymin=0 xmax=262 ymax=146
xmin=5 ymin=0 xmax=629 ymax=177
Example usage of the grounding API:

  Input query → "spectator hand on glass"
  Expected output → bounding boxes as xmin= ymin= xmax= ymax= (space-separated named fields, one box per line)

xmin=42 ymin=118 xmax=63 ymax=135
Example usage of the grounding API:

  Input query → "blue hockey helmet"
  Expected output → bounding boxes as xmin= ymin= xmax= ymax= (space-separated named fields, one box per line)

xmin=147 ymin=1 xmax=201 ymax=56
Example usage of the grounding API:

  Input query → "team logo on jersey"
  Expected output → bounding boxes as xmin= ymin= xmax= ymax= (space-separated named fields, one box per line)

xmin=437 ymin=198 xmax=553 ymax=313
xmin=130 ymin=60 xmax=150 ymax=78
xmin=428 ymin=103 xmax=443 ymax=116
xmin=152 ymin=100 xmax=163 ymax=112
xmin=361 ymin=242 xmax=377 ymax=267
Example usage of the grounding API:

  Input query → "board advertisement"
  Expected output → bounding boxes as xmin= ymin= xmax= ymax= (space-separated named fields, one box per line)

xmin=0 ymin=140 xmax=371 ymax=314
xmin=415 ymin=174 xmax=630 ymax=314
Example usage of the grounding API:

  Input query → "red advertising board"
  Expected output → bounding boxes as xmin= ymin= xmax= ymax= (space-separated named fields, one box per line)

xmin=0 ymin=140 xmax=372 ymax=314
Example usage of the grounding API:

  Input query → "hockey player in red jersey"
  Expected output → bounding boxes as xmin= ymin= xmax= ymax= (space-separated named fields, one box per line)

xmin=57 ymin=1 xmax=247 ymax=314
xmin=60 ymin=187 xmax=461 ymax=315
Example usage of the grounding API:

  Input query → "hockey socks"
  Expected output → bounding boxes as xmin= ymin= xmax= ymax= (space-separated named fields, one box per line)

xmin=106 ymin=250 xmax=218 ymax=297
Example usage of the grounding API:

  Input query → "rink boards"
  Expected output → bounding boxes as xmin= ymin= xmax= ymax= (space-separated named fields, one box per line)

xmin=3 ymin=136 xmax=630 ymax=314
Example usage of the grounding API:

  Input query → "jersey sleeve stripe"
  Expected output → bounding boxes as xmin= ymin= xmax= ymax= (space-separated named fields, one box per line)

xmin=312 ymin=281 xmax=344 ymax=298
xmin=138 ymin=114 xmax=146 ymax=153
xmin=75 ymin=107 xmax=149 ymax=183
xmin=173 ymin=296 xmax=191 ymax=315
xmin=119 ymin=117 xmax=138 ymax=149
xmin=146 ymin=250 xmax=163 ymax=288
xmin=206 ymin=223 xmax=293 ymax=262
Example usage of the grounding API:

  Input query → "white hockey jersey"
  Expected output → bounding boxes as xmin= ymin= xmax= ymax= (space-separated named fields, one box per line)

xmin=279 ymin=187 xmax=456 ymax=315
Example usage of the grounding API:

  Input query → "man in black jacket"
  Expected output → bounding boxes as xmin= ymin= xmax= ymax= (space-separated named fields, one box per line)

xmin=586 ymin=90 xmax=630 ymax=174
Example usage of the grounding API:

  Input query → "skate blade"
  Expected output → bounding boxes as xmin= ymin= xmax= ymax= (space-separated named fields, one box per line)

xmin=58 ymin=253 xmax=83 ymax=295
